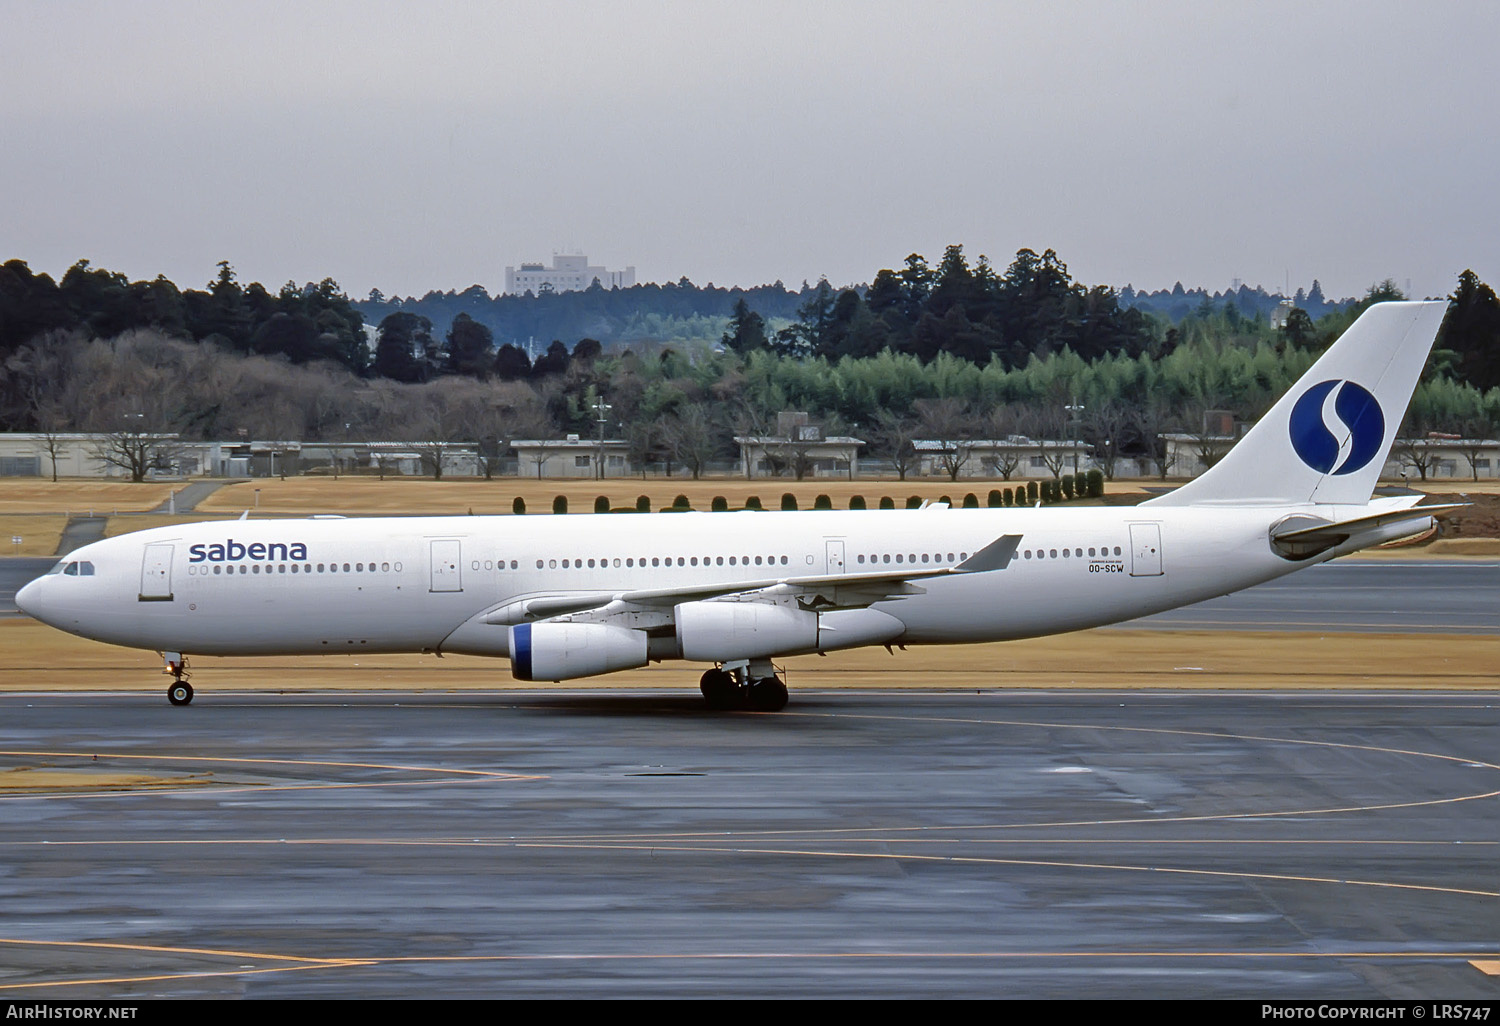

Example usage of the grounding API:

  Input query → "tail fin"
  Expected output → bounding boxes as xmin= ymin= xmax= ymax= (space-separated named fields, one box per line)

xmin=1148 ymin=300 xmax=1447 ymax=507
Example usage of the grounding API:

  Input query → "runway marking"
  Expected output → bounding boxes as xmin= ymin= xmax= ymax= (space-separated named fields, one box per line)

xmin=8 ymin=836 xmax=1494 ymax=850
xmin=0 ymin=749 xmax=543 ymax=800
xmin=0 ymin=937 xmax=371 ymax=992
xmin=2 ymin=934 xmax=1496 ymax=992
xmin=504 ymin=841 xmax=1500 ymax=900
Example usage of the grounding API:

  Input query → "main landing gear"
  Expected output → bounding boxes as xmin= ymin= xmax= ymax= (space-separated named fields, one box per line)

xmin=163 ymin=652 xmax=193 ymax=706
xmin=699 ymin=660 xmax=789 ymax=712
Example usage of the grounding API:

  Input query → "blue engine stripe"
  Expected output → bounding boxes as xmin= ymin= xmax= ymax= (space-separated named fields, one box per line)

xmin=512 ymin=623 xmax=533 ymax=681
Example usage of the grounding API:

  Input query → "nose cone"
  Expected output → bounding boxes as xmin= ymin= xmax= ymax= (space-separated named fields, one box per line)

xmin=14 ymin=578 xmax=42 ymax=619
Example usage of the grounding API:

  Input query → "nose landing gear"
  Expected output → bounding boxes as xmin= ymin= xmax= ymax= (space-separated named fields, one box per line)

xmin=163 ymin=652 xmax=193 ymax=706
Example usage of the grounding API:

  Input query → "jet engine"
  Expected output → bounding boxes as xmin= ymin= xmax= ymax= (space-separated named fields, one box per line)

xmin=509 ymin=621 xmax=649 ymax=681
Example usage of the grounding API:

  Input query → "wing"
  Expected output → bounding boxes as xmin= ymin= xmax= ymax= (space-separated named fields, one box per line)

xmin=482 ymin=533 xmax=1024 ymax=626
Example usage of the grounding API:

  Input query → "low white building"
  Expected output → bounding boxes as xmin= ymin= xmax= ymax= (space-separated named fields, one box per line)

xmin=911 ymin=438 xmax=1094 ymax=479
xmin=1384 ymin=437 xmax=1500 ymax=481
xmin=1162 ymin=432 xmax=1500 ymax=482
xmin=0 ymin=433 xmax=207 ymax=479
xmin=504 ymin=253 xmax=636 ymax=295
xmin=511 ymin=435 xmax=631 ymax=478
xmin=734 ymin=435 xmax=864 ymax=479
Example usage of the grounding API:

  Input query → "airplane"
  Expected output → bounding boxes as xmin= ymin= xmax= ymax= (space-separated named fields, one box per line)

xmin=16 ymin=301 xmax=1456 ymax=712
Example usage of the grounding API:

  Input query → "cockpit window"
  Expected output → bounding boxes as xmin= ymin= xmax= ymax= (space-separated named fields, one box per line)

xmin=53 ymin=560 xmax=96 ymax=577
xmin=45 ymin=561 xmax=67 ymax=575
xmin=63 ymin=562 xmax=78 ymax=576
xmin=77 ymin=561 xmax=95 ymax=576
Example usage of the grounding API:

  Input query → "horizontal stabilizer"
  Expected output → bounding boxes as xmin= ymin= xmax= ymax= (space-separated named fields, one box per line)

xmin=1271 ymin=503 xmax=1465 ymax=545
xmin=1269 ymin=502 xmax=1464 ymax=558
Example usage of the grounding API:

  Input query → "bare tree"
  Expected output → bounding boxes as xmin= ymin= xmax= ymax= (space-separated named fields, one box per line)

xmin=665 ymin=402 xmax=721 ymax=480
xmin=1080 ymin=400 xmax=1134 ymax=481
xmin=89 ymin=427 xmax=185 ymax=482
xmin=1393 ymin=437 xmax=1440 ymax=481
xmin=872 ymin=410 xmax=920 ymax=481
xmin=1020 ymin=404 xmax=1070 ymax=479
xmin=914 ymin=398 xmax=973 ymax=481
xmin=979 ymin=405 xmax=1026 ymax=480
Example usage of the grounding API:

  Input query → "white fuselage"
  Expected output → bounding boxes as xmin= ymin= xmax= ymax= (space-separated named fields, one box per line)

xmin=15 ymin=503 xmax=1357 ymax=667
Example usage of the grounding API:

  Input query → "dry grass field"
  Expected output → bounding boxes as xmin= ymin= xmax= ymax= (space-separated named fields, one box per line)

xmin=192 ymin=475 xmax=1122 ymax=516
xmin=3 ymin=474 xmax=1496 ymax=554
xmin=0 ymin=516 xmax=69 ymax=556
xmin=1 ymin=618 xmax=1493 ymax=694
xmin=0 ymin=480 xmax=178 ymax=513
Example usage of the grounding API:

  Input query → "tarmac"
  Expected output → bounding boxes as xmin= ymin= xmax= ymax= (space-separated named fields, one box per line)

xmin=1 ymin=689 xmax=1496 ymax=998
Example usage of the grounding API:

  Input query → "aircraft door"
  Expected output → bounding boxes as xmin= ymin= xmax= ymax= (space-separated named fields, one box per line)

xmin=825 ymin=539 xmax=846 ymax=575
xmin=429 ymin=539 xmax=463 ymax=592
xmin=1128 ymin=523 xmax=1163 ymax=577
xmin=139 ymin=543 xmax=174 ymax=601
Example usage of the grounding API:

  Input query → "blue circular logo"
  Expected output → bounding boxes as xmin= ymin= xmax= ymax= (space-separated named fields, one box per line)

xmin=1288 ymin=379 xmax=1385 ymax=475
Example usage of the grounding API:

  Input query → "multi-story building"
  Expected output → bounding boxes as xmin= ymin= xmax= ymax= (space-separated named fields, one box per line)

xmin=504 ymin=254 xmax=636 ymax=295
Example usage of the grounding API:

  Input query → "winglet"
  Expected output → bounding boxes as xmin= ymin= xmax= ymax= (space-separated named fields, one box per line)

xmin=957 ymin=534 xmax=1022 ymax=573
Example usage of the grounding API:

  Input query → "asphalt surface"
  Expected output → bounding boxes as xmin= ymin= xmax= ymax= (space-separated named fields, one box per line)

xmin=6 ymin=556 xmax=1498 ymax=630
xmin=1127 ymin=560 xmax=1500 ymax=633
xmin=1 ymin=690 xmax=1496 ymax=998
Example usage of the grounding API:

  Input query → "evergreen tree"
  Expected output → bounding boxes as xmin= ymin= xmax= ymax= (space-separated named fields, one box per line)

xmin=445 ymin=313 xmax=494 ymax=378
xmin=1441 ymin=270 xmax=1500 ymax=391
xmin=722 ymin=297 xmax=769 ymax=354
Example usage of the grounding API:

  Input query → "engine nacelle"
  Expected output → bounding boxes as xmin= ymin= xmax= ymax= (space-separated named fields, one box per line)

xmin=675 ymin=600 xmax=818 ymax=662
xmin=509 ymin=621 xmax=649 ymax=681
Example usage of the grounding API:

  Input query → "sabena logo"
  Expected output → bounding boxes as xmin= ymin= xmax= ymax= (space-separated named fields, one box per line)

xmin=1287 ymin=379 xmax=1385 ymax=475
xmin=188 ymin=539 xmax=309 ymax=563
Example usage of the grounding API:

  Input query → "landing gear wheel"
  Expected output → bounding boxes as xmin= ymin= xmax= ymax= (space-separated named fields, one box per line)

xmin=746 ymin=676 xmax=789 ymax=712
xmin=167 ymin=681 xmax=194 ymax=706
xmin=699 ymin=668 xmax=737 ymax=710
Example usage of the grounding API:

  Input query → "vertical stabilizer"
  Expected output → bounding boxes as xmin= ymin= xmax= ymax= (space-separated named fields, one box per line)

xmin=1147 ymin=301 xmax=1447 ymax=507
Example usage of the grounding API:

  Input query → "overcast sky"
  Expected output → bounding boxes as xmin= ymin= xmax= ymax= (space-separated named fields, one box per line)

xmin=3 ymin=1 xmax=1495 ymax=302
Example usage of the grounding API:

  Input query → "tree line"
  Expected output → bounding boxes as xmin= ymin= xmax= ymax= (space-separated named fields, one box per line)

xmin=3 ymin=250 xmax=1498 ymax=483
